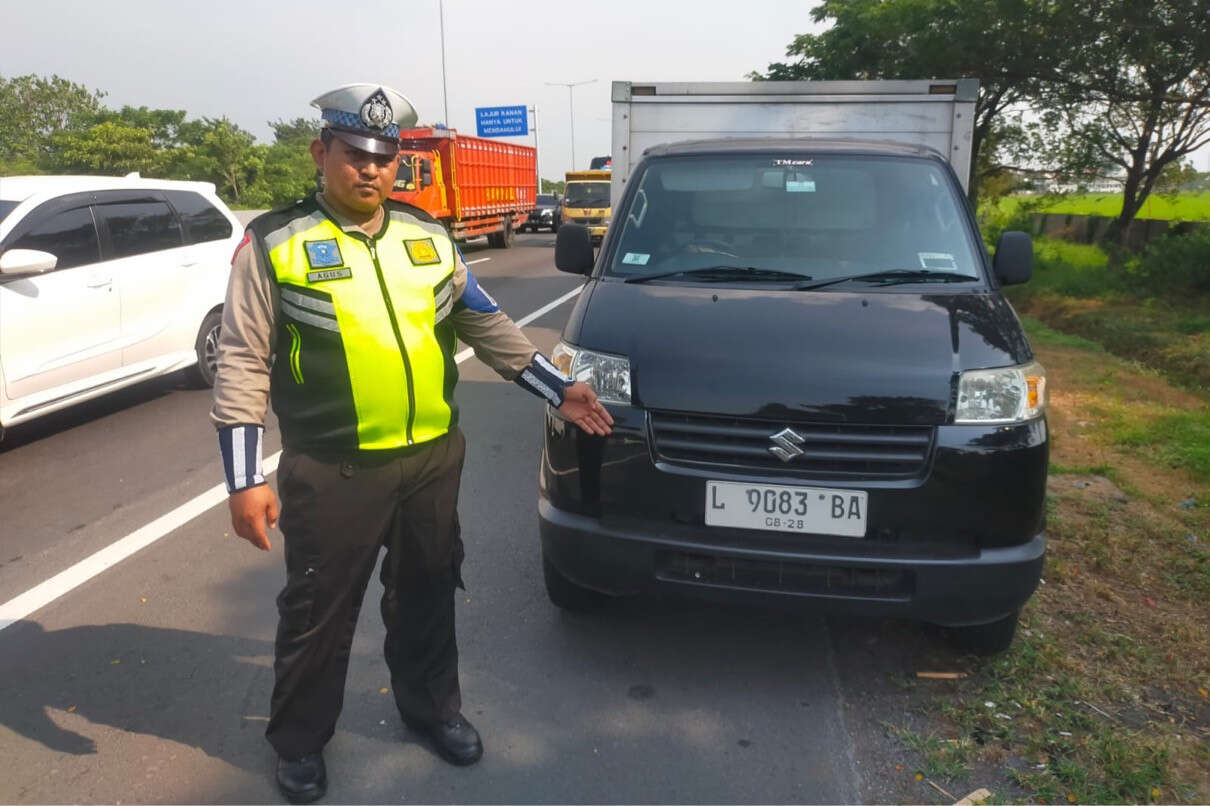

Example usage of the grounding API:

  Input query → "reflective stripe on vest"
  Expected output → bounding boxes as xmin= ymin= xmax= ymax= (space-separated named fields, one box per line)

xmin=263 ymin=206 xmax=456 ymax=450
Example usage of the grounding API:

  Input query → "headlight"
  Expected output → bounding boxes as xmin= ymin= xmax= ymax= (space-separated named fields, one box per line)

xmin=955 ymin=361 xmax=1047 ymax=423
xmin=551 ymin=341 xmax=631 ymax=405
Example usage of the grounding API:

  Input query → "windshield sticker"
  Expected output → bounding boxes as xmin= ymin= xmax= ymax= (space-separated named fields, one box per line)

xmin=918 ymin=252 xmax=958 ymax=271
xmin=773 ymin=159 xmax=813 ymax=166
xmin=622 ymin=252 xmax=651 ymax=266
xmin=785 ymin=178 xmax=816 ymax=193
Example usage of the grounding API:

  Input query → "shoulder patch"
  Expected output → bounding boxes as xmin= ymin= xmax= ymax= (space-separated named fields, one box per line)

xmin=461 ymin=268 xmax=500 ymax=313
xmin=231 ymin=231 xmax=251 ymax=264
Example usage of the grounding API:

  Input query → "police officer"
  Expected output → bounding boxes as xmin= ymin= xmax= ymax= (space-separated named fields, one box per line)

xmin=211 ymin=83 xmax=613 ymax=803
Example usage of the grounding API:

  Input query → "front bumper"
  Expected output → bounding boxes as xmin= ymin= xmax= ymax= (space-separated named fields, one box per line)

xmin=539 ymin=406 xmax=1048 ymax=626
xmin=540 ymin=499 xmax=1044 ymax=626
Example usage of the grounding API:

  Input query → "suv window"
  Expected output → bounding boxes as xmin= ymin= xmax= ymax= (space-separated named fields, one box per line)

xmin=0 ymin=200 xmax=19 ymax=224
xmin=8 ymin=206 xmax=101 ymax=270
xmin=164 ymin=190 xmax=232 ymax=244
xmin=97 ymin=201 xmax=183 ymax=259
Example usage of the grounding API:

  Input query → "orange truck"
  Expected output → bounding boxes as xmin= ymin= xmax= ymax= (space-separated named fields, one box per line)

xmin=390 ymin=127 xmax=536 ymax=248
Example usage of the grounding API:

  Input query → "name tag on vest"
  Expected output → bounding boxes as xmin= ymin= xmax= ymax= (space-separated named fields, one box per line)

xmin=307 ymin=268 xmax=353 ymax=283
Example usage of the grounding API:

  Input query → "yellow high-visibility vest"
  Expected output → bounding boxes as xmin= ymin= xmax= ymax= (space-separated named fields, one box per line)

xmin=248 ymin=198 xmax=460 ymax=453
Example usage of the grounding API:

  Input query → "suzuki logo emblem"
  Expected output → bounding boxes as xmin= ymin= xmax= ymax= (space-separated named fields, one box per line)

xmin=768 ymin=427 xmax=806 ymax=462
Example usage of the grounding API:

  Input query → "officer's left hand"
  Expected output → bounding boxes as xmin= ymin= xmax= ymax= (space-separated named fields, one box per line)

xmin=559 ymin=382 xmax=614 ymax=436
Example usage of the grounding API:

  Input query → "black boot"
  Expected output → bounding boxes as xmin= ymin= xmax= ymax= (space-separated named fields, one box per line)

xmin=276 ymin=752 xmax=327 ymax=804
xmin=408 ymin=714 xmax=483 ymax=766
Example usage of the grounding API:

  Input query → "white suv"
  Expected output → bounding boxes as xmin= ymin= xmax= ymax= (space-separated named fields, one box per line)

xmin=0 ymin=174 xmax=243 ymax=437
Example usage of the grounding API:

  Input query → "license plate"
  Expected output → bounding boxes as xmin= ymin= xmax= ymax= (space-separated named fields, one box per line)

xmin=705 ymin=481 xmax=867 ymax=537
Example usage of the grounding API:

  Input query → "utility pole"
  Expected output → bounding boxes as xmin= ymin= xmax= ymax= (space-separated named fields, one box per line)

xmin=529 ymin=105 xmax=539 ymax=192
xmin=545 ymin=79 xmax=597 ymax=171
xmin=439 ymin=0 xmax=449 ymax=125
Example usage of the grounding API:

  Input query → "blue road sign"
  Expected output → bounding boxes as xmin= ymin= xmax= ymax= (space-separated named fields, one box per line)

xmin=475 ymin=105 xmax=528 ymax=137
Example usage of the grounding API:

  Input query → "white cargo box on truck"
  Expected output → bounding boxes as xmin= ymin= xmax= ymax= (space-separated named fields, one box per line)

xmin=610 ymin=79 xmax=978 ymax=204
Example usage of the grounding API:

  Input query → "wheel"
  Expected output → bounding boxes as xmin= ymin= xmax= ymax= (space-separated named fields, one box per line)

xmin=949 ymin=610 xmax=1020 ymax=655
xmin=486 ymin=232 xmax=502 ymax=248
xmin=543 ymin=551 xmax=608 ymax=612
xmin=184 ymin=310 xmax=223 ymax=388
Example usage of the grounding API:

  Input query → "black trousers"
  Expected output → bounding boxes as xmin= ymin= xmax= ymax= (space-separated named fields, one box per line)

xmin=266 ymin=429 xmax=467 ymax=759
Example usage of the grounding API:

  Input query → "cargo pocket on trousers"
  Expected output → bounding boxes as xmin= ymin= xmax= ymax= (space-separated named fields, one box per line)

xmin=276 ymin=558 xmax=318 ymax=635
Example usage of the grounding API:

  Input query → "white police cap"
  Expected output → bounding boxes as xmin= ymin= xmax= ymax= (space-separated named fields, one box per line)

xmin=310 ymin=83 xmax=418 ymax=156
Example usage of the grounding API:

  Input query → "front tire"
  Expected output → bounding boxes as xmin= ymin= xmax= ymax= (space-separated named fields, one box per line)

xmin=543 ymin=551 xmax=608 ymax=612
xmin=949 ymin=610 xmax=1020 ymax=655
xmin=184 ymin=310 xmax=222 ymax=388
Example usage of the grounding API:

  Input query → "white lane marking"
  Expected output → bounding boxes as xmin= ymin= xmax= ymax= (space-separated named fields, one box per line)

xmin=454 ymin=285 xmax=583 ymax=363
xmin=0 ymin=284 xmax=584 ymax=633
xmin=465 ymin=257 xmax=491 ymax=265
xmin=0 ymin=453 xmax=278 ymax=632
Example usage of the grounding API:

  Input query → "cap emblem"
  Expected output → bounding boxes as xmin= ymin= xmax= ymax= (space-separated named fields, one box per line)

xmin=360 ymin=89 xmax=393 ymax=131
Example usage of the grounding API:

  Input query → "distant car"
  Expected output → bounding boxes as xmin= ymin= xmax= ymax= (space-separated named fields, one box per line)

xmin=0 ymin=174 xmax=242 ymax=439
xmin=523 ymin=193 xmax=561 ymax=233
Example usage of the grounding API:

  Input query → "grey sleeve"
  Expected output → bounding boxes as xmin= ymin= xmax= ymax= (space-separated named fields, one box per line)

xmin=211 ymin=234 xmax=277 ymax=428
xmin=211 ymin=234 xmax=277 ymax=492
xmin=448 ymin=255 xmax=573 ymax=406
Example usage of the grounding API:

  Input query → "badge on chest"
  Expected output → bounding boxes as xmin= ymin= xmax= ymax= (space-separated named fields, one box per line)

xmin=304 ymin=239 xmax=351 ymax=283
xmin=404 ymin=238 xmax=442 ymax=266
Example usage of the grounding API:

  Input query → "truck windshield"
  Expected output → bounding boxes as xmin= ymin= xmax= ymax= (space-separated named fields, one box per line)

xmin=395 ymin=161 xmax=414 ymax=186
xmin=607 ymin=155 xmax=983 ymax=285
xmin=564 ymin=182 xmax=610 ymax=208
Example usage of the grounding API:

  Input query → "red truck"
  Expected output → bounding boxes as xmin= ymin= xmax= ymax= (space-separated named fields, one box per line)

xmin=390 ymin=127 xmax=536 ymax=248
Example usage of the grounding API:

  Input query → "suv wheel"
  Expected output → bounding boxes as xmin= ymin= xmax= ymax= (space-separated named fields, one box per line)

xmin=949 ymin=610 xmax=1020 ymax=655
xmin=543 ymin=551 xmax=608 ymax=612
xmin=185 ymin=310 xmax=223 ymax=388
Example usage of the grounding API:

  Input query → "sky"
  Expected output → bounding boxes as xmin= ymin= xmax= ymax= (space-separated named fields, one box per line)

xmin=3 ymin=0 xmax=824 ymax=182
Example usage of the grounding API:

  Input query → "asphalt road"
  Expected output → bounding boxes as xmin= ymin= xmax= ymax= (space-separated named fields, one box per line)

xmin=0 ymin=231 xmax=947 ymax=804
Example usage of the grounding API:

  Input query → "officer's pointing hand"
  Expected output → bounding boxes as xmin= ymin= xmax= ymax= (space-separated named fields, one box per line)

xmin=558 ymin=382 xmax=614 ymax=436
xmin=228 ymin=485 xmax=279 ymax=551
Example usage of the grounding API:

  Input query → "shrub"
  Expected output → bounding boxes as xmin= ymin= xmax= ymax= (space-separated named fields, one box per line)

xmin=1126 ymin=228 xmax=1210 ymax=297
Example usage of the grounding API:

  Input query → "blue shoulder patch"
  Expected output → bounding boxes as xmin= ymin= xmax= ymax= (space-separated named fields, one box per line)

xmin=461 ymin=269 xmax=500 ymax=313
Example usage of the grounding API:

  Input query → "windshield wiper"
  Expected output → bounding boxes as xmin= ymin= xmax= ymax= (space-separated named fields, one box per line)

xmin=624 ymin=266 xmax=811 ymax=284
xmin=793 ymin=269 xmax=978 ymax=291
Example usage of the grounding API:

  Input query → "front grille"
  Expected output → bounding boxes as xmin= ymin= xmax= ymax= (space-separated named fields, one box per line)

xmin=570 ymin=216 xmax=604 ymax=225
xmin=649 ymin=411 xmax=933 ymax=479
xmin=657 ymin=551 xmax=913 ymax=600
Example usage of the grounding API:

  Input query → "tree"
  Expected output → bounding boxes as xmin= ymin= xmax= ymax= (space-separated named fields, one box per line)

xmin=541 ymin=178 xmax=565 ymax=194
xmin=177 ymin=117 xmax=266 ymax=205
xmin=1044 ymin=0 xmax=1210 ymax=242
xmin=750 ymin=0 xmax=1069 ymax=204
xmin=270 ymin=117 xmax=321 ymax=145
xmin=49 ymin=121 xmax=166 ymax=176
xmin=0 ymin=74 xmax=106 ymax=173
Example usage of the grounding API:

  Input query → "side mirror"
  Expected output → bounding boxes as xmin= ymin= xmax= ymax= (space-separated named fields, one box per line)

xmin=555 ymin=224 xmax=594 ymax=275
xmin=0 ymin=248 xmax=58 ymax=275
xmin=993 ymin=231 xmax=1032 ymax=286
xmin=420 ymin=160 xmax=433 ymax=188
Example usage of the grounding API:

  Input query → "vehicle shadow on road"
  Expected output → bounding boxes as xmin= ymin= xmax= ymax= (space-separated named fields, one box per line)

xmin=0 ymin=373 xmax=191 ymax=453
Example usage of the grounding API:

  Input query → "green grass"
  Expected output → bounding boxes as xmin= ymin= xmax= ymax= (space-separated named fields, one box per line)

xmin=1006 ymin=238 xmax=1210 ymax=392
xmin=1021 ymin=316 xmax=1105 ymax=352
xmin=1110 ymin=409 xmax=1210 ymax=482
xmin=993 ymin=192 xmax=1210 ymax=222
xmin=926 ymin=619 xmax=1178 ymax=804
